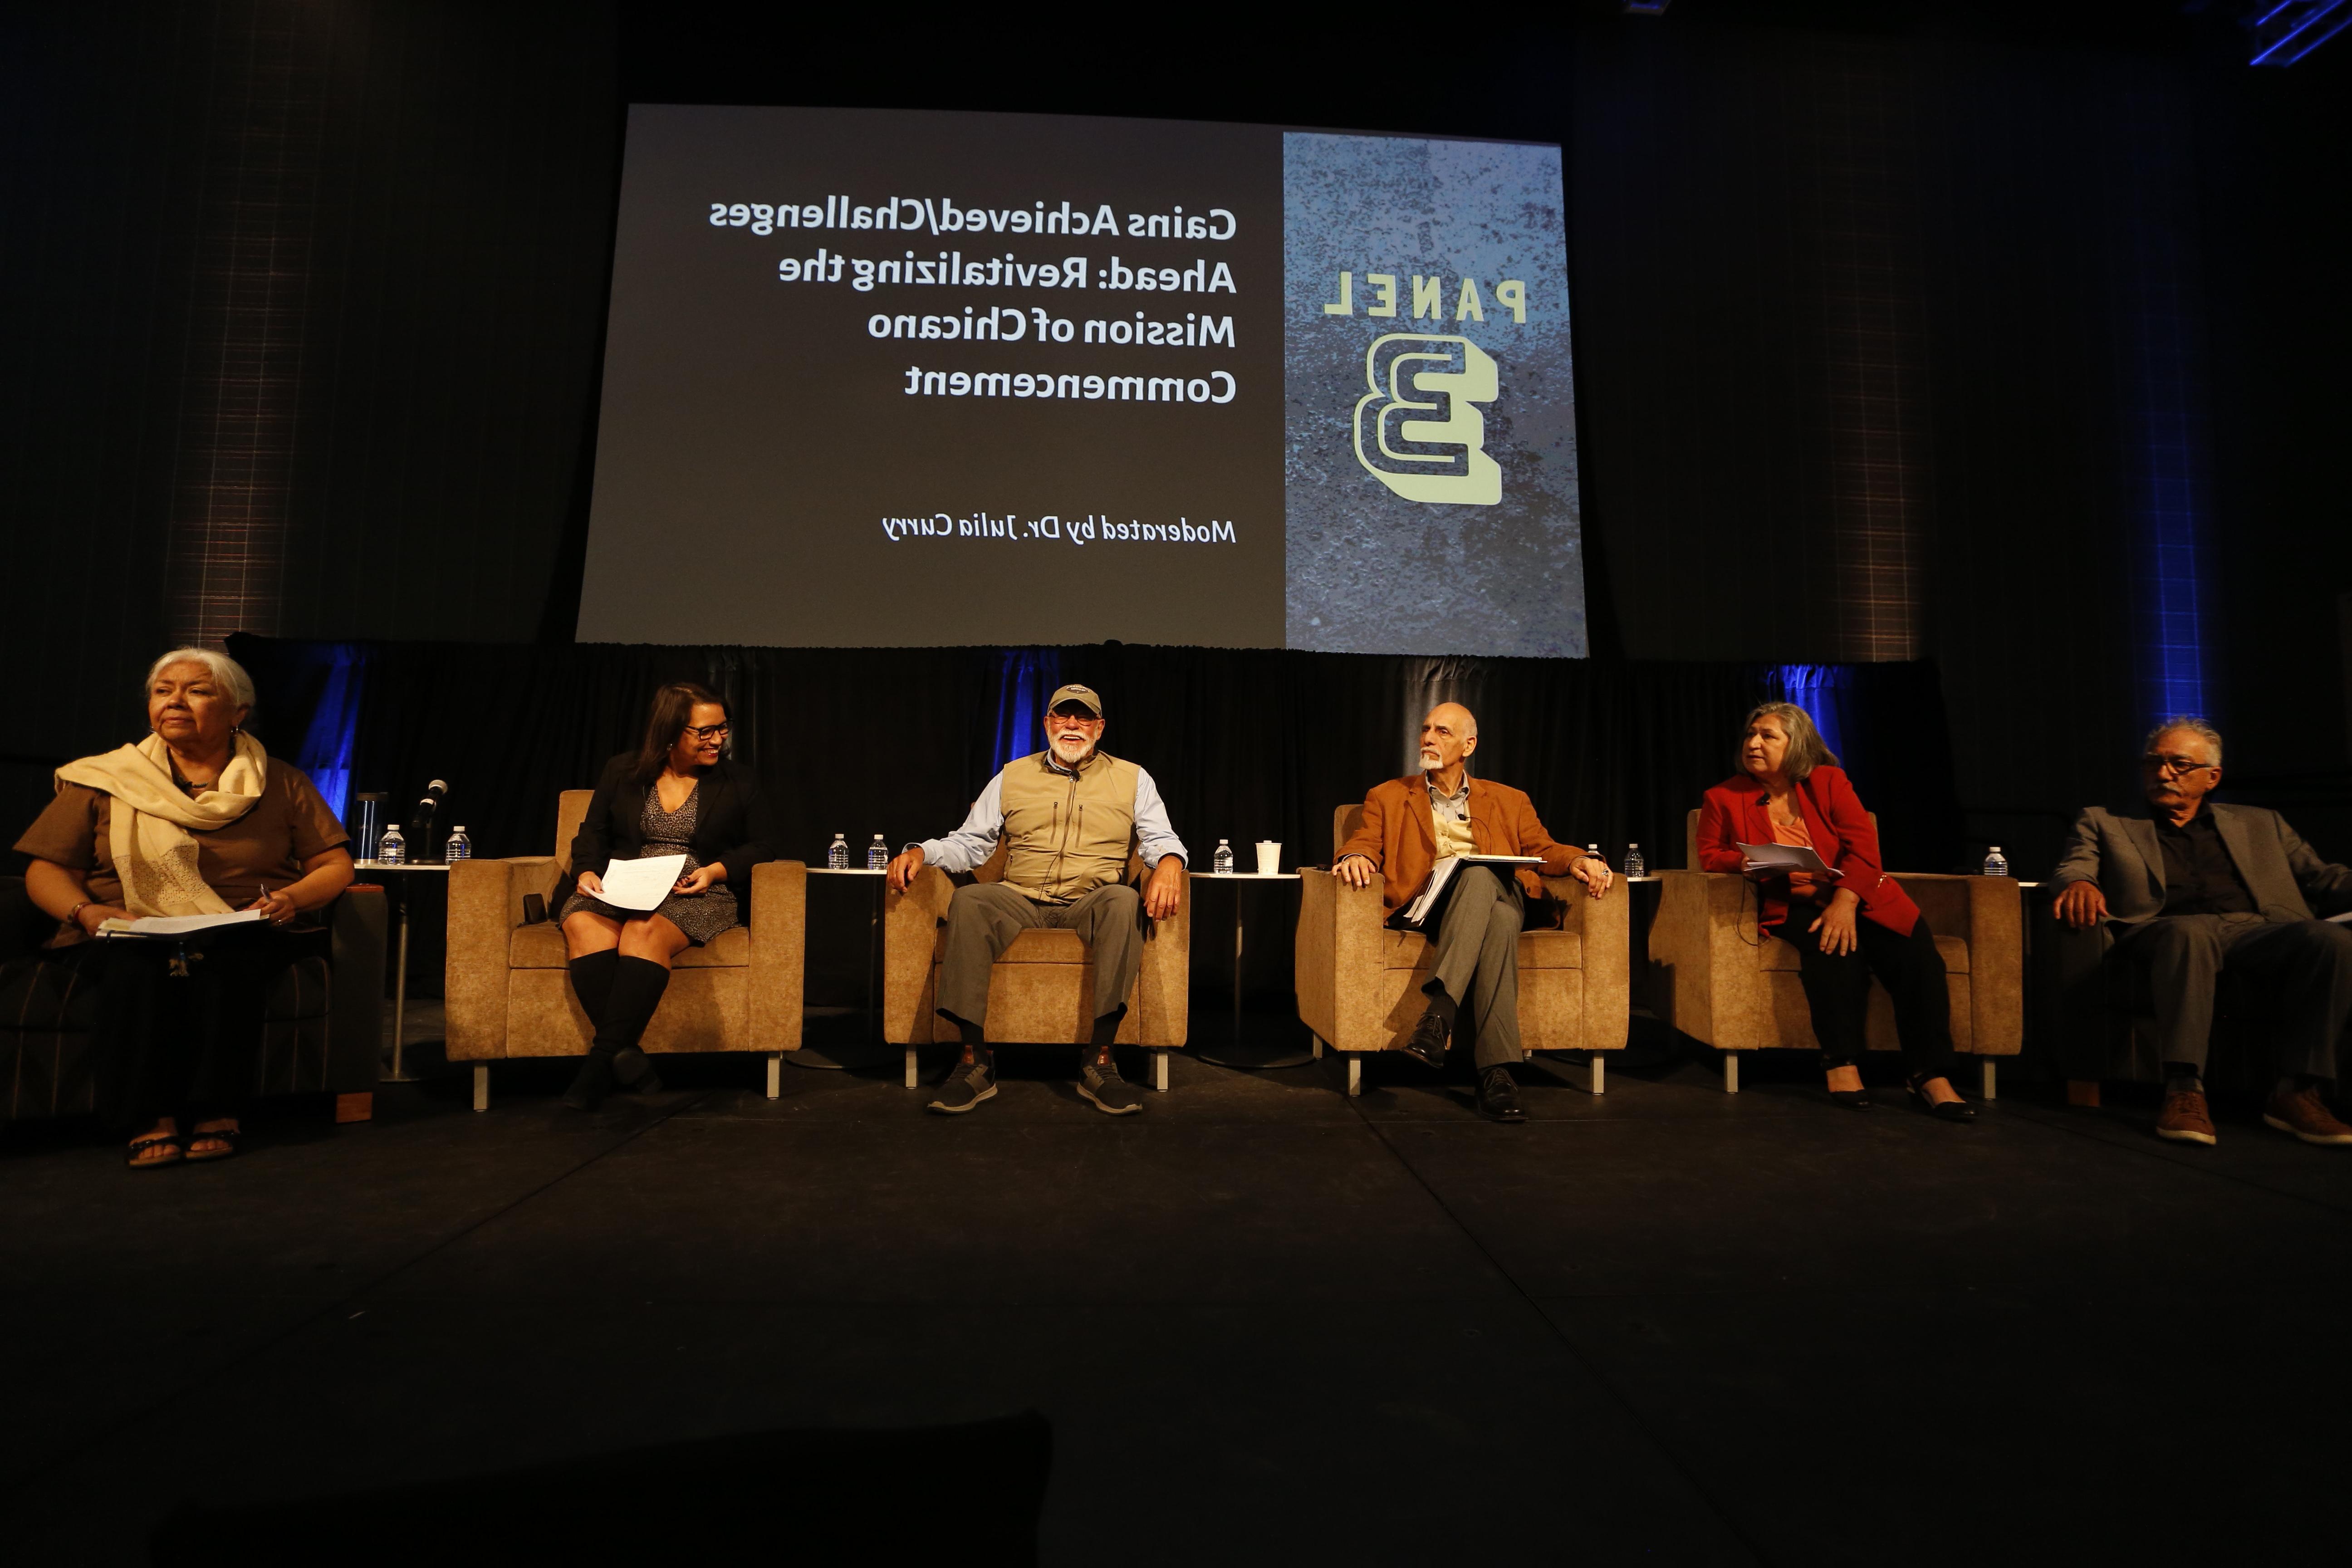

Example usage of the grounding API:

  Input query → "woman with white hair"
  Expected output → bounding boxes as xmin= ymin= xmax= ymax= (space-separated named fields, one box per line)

xmin=1695 ymin=701 xmax=1974 ymax=1120
xmin=13 ymin=648 xmax=355 ymax=1166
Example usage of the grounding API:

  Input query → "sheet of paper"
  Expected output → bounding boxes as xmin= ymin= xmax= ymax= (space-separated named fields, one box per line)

xmin=1735 ymin=841 xmax=1843 ymax=878
xmin=594 ymin=853 xmax=689 ymax=912
xmin=1401 ymin=856 xmax=1464 ymax=927
xmin=2329 ymin=910 xmax=2352 ymax=925
xmin=98 ymin=909 xmax=268 ymax=937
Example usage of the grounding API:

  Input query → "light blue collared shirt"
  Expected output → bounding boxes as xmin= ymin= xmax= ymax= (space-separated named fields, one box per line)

xmin=913 ymin=753 xmax=1188 ymax=874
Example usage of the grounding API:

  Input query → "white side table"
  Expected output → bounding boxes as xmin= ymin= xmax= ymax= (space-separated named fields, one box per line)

xmin=352 ymin=859 xmax=448 ymax=1083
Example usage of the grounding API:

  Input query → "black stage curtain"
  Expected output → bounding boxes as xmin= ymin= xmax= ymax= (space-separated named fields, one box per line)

xmin=229 ymin=637 xmax=1966 ymax=878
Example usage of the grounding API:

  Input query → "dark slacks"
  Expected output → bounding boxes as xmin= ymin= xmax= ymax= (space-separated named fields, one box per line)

xmin=936 ymin=881 xmax=1145 ymax=1033
xmin=1770 ymin=908 xmax=1958 ymax=1078
xmin=80 ymin=924 xmax=314 ymax=1128
xmin=2105 ymin=913 xmax=2352 ymax=1078
xmin=1408 ymin=865 xmax=1528 ymax=1072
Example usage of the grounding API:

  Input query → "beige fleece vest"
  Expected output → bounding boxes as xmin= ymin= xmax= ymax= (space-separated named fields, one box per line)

xmin=998 ymin=749 xmax=1138 ymax=903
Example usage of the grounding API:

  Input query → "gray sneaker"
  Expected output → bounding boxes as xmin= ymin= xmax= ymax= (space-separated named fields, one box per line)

xmin=928 ymin=1057 xmax=997 ymax=1115
xmin=1077 ymin=1056 xmax=1144 ymax=1116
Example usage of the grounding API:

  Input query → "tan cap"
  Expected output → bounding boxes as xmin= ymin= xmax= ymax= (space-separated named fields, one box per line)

xmin=1047 ymin=683 xmax=1103 ymax=718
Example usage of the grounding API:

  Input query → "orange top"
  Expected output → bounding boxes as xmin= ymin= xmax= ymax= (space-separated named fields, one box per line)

xmin=1769 ymin=811 xmax=1818 ymax=902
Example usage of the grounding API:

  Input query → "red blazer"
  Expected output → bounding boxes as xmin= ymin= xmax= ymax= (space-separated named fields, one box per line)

xmin=1695 ymin=765 xmax=1921 ymax=936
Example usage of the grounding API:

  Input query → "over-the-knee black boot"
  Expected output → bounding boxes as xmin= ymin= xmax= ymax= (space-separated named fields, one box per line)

xmin=560 ymin=957 xmax=670 ymax=1110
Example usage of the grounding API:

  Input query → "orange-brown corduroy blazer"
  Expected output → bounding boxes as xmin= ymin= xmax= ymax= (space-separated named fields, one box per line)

xmin=1336 ymin=775 xmax=1583 ymax=919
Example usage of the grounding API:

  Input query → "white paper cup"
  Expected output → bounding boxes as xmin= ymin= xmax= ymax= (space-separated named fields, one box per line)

xmin=1254 ymin=841 xmax=1281 ymax=875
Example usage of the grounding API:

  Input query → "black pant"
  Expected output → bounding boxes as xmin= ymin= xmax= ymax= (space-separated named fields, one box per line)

xmin=80 ymin=925 xmax=311 ymax=1129
xmin=1770 ymin=909 xmax=1958 ymax=1079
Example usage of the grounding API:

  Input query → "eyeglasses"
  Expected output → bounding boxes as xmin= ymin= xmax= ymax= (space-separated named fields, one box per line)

xmin=2140 ymin=753 xmax=2215 ymax=774
xmin=1048 ymin=708 xmax=1102 ymax=723
xmin=682 ymin=723 xmax=731 ymax=741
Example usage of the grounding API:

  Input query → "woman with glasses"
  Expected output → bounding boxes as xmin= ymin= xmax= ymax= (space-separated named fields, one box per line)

xmin=1695 ymin=702 xmax=1974 ymax=1120
xmin=556 ymin=682 xmax=774 ymax=1111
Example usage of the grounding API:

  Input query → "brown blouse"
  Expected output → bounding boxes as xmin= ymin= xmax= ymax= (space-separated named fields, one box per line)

xmin=14 ymin=764 xmax=349 ymax=915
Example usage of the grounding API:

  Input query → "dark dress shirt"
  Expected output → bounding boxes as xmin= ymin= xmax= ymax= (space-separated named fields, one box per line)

xmin=2156 ymin=808 xmax=2255 ymax=916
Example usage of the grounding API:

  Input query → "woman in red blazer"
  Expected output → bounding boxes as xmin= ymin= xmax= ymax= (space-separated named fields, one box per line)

xmin=1696 ymin=703 xmax=1973 ymax=1120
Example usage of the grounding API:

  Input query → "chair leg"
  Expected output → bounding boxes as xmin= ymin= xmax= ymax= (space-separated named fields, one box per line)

xmin=1583 ymin=1056 xmax=1606 ymax=1096
xmin=471 ymin=1063 xmax=490 ymax=1112
xmin=1722 ymin=1054 xmax=1740 ymax=1094
xmin=1152 ymin=1049 xmax=1169 ymax=1093
xmin=904 ymin=1048 xmax=918 ymax=1089
xmin=1312 ymin=1035 xmax=1323 ymax=1060
xmin=1980 ymin=1058 xmax=1997 ymax=1101
xmin=766 ymin=1052 xmax=781 ymax=1100
xmin=1347 ymin=1056 xmax=1362 ymax=1097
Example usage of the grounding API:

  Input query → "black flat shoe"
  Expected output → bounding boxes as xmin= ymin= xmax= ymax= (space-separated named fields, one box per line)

xmin=1398 ymin=1009 xmax=1449 ymax=1070
xmin=1828 ymin=1088 xmax=1874 ymax=1111
xmin=1906 ymin=1074 xmax=1977 ymax=1122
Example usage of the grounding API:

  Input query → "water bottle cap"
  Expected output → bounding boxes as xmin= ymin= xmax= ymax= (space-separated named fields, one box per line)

xmin=452 ymin=825 xmax=466 ymax=832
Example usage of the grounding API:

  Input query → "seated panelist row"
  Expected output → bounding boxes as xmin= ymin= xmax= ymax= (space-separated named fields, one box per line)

xmin=21 ymin=651 xmax=2352 ymax=1161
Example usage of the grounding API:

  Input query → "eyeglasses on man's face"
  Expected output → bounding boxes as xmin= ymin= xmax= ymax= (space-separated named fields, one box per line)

xmin=2141 ymin=753 xmax=2215 ymax=774
xmin=682 ymin=723 xmax=731 ymax=742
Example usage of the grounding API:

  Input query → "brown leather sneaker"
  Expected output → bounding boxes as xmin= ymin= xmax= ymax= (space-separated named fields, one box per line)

xmin=2262 ymin=1084 xmax=2352 ymax=1147
xmin=2156 ymin=1089 xmax=2216 ymax=1146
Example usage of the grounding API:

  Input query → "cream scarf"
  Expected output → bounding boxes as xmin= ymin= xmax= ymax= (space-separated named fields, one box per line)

xmin=55 ymin=732 xmax=270 ymax=917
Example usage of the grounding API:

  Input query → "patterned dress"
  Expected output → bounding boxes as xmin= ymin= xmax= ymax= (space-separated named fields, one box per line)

xmin=559 ymin=780 xmax=739 ymax=945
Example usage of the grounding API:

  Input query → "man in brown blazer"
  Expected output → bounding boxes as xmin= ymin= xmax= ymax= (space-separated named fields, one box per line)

xmin=2052 ymin=717 xmax=2352 ymax=1148
xmin=1334 ymin=703 xmax=1612 ymax=1121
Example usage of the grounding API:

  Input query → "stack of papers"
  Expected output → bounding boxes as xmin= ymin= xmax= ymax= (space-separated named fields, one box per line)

xmin=1400 ymin=854 xmax=1544 ymax=926
xmin=98 ymin=909 xmax=267 ymax=937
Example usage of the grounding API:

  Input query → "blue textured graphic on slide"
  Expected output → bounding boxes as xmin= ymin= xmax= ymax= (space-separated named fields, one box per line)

xmin=1282 ymin=133 xmax=1584 ymax=657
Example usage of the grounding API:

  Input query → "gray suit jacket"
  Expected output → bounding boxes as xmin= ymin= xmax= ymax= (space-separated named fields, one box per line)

xmin=2051 ymin=803 xmax=2352 ymax=925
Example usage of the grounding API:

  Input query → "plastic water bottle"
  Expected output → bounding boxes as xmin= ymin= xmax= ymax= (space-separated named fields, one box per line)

xmin=444 ymin=825 xmax=471 ymax=862
xmin=827 ymin=833 xmax=849 ymax=870
xmin=867 ymin=833 xmax=888 ymax=871
xmin=1212 ymin=839 xmax=1234 ymax=875
xmin=1983 ymin=845 xmax=2010 ymax=878
xmin=377 ymin=823 xmax=406 ymax=865
xmin=1624 ymin=842 xmax=1644 ymax=877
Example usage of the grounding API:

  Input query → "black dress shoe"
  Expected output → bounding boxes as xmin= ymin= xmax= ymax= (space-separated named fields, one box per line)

xmin=1906 ymin=1074 xmax=1977 ymax=1122
xmin=1399 ymin=1009 xmax=1449 ymax=1070
xmin=1477 ymin=1066 xmax=1526 ymax=1122
xmin=1828 ymin=1088 xmax=1874 ymax=1111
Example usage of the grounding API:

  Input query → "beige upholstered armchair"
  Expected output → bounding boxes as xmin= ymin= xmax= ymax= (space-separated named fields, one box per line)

xmin=882 ymin=838 xmax=1189 ymax=1092
xmin=1647 ymin=810 xmax=2022 ymax=1094
xmin=1295 ymin=804 xmax=1631 ymax=1097
xmin=446 ymin=789 xmax=805 ymax=1108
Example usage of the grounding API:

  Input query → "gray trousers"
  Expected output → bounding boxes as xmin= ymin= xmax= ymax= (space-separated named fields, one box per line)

xmin=2106 ymin=913 xmax=2352 ymax=1078
xmin=1414 ymin=865 xmax=1526 ymax=1071
xmin=937 ymin=880 xmax=1145 ymax=1036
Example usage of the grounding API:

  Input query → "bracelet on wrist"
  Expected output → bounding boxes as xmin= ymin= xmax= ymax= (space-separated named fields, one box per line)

xmin=68 ymin=899 xmax=92 ymax=929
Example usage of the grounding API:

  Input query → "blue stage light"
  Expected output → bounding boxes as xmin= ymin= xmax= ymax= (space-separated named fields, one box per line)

xmin=2248 ymin=0 xmax=2350 ymax=65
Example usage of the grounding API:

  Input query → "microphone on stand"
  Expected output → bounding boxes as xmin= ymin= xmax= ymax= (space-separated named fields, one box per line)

xmin=407 ymin=779 xmax=448 ymax=845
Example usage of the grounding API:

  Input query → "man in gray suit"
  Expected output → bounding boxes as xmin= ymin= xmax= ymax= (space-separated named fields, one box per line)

xmin=2053 ymin=717 xmax=2352 ymax=1147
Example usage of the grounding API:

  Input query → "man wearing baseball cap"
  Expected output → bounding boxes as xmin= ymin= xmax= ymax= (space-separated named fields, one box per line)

xmin=886 ymin=684 xmax=1188 ymax=1115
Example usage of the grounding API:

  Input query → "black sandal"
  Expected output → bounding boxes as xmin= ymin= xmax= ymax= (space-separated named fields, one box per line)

xmin=126 ymin=1132 xmax=184 ymax=1170
xmin=1905 ymin=1074 xmax=1977 ymax=1123
xmin=182 ymin=1125 xmax=242 ymax=1163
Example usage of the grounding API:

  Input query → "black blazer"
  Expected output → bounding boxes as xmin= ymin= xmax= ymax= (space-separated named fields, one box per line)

xmin=568 ymin=754 xmax=778 ymax=902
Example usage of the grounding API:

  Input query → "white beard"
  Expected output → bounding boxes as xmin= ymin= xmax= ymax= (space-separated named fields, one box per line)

xmin=1050 ymin=735 xmax=1096 ymax=766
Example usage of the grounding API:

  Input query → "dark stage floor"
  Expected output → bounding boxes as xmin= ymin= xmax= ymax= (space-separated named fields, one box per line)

xmin=5 ymin=1036 xmax=2349 ymax=1564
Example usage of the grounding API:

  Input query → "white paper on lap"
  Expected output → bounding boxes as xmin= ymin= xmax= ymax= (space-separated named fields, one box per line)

xmin=594 ymin=854 xmax=689 ymax=912
xmin=98 ymin=909 xmax=268 ymax=937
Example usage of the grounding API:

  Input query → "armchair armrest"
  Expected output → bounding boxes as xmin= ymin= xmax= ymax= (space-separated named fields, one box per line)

xmin=1647 ymin=869 xmax=1773 ymax=1049
xmin=1544 ymin=876 xmax=1630 ymax=1051
xmin=323 ymin=885 xmax=388 ymax=1092
xmin=1132 ymin=862 xmax=1190 ymax=1044
xmin=446 ymin=856 xmax=557 ymax=1061
xmin=1899 ymin=873 xmax=2024 ymax=1056
xmin=883 ymin=864 xmax=956 ymax=1044
xmin=748 ymin=860 xmax=806 ymax=1051
xmin=1295 ymin=867 xmax=1387 ymax=1052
